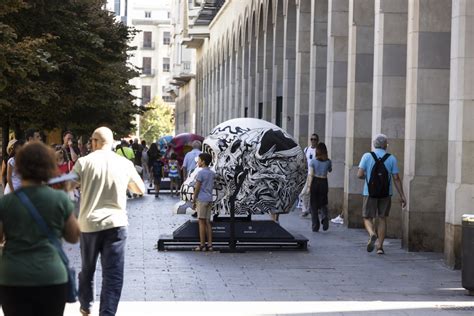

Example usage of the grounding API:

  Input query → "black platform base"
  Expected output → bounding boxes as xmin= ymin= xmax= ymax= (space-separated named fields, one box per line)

xmin=157 ymin=219 xmax=308 ymax=251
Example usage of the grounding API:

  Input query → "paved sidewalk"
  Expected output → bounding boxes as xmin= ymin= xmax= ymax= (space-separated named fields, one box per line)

xmin=12 ymin=192 xmax=474 ymax=315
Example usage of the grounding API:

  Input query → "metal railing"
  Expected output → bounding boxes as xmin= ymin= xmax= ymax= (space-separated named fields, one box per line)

xmin=140 ymin=42 xmax=155 ymax=50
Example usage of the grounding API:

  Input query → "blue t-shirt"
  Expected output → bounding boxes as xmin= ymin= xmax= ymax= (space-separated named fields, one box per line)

xmin=309 ymin=159 xmax=332 ymax=177
xmin=358 ymin=148 xmax=399 ymax=196
xmin=195 ymin=167 xmax=215 ymax=202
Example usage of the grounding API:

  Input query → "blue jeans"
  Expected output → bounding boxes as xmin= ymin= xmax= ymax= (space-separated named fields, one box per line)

xmin=79 ymin=227 xmax=127 ymax=316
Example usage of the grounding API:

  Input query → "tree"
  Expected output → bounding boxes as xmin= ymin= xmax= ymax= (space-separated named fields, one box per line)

xmin=0 ymin=0 xmax=141 ymax=138
xmin=139 ymin=98 xmax=175 ymax=144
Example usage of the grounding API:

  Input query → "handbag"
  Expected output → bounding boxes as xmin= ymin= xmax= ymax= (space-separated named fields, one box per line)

xmin=15 ymin=190 xmax=78 ymax=303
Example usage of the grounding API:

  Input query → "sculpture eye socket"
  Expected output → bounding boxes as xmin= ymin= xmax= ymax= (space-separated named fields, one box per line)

xmin=259 ymin=129 xmax=297 ymax=155
xmin=230 ymin=140 xmax=241 ymax=153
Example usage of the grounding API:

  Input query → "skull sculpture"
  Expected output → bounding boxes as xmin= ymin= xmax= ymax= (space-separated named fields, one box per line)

xmin=180 ymin=118 xmax=307 ymax=215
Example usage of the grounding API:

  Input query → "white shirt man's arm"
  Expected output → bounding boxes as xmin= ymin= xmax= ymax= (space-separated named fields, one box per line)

xmin=128 ymin=167 xmax=145 ymax=195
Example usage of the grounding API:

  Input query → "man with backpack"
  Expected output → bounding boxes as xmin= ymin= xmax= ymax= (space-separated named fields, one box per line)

xmin=357 ymin=134 xmax=406 ymax=255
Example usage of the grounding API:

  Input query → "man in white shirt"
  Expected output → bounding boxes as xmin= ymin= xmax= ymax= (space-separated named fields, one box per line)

xmin=73 ymin=127 xmax=145 ymax=316
xmin=300 ymin=133 xmax=318 ymax=217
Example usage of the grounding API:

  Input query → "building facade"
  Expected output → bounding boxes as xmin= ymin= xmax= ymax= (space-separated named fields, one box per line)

xmin=173 ymin=0 xmax=473 ymax=269
xmin=107 ymin=0 xmax=175 ymax=136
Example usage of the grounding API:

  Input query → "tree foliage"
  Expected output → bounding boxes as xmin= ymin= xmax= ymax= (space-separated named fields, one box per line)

xmin=0 ymin=0 xmax=141 ymax=138
xmin=139 ymin=98 xmax=175 ymax=144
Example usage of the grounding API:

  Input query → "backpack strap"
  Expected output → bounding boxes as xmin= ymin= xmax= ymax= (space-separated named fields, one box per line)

xmin=381 ymin=153 xmax=391 ymax=162
xmin=370 ymin=152 xmax=390 ymax=162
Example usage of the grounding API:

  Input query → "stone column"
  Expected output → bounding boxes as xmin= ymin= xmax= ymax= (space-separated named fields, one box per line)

xmin=272 ymin=0 xmax=285 ymax=126
xmin=234 ymin=41 xmax=242 ymax=118
xmin=228 ymin=50 xmax=235 ymax=120
xmin=294 ymin=0 xmax=312 ymax=145
xmin=308 ymin=0 xmax=328 ymax=140
xmin=241 ymin=32 xmax=248 ymax=117
xmin=403 ymin=0 xmax=451 ymax=252
xmin=343 ymin=0 xmax=374 ymax=228
xmin=326 ymin=0 xmax=348 ymax=214
xmin=213 ymin=58 xmax=219 ymax=128
xmin=219 ymin=57 xmax=224 ymax=124
xmin=209 ymin=59 xmax=215 ymax=130
xmin=248 ymin=26 xmax=257 ymax=118
xmin=445 ymin=0 xmax=474 ymax=269
xmin=372 ymin=0 xmax=408 ymax=237
xmin=283 ymin=1 xmax=297 ymax=134
xmin=203 ymin=60 xmax=209 ymax=134
xmin=256 ymin=23 xmax=264 ymax=119
xmin=223 ymin=55 xmax=228 ymax=123
xmin=262 ymin=9 xmax=274 ymax=122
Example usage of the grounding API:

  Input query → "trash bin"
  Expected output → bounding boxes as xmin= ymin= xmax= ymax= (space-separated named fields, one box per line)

xmin=462 ymin=214 xmax=474 ymax=296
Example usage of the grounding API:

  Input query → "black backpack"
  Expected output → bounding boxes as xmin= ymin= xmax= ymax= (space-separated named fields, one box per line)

xmin=367 ymin=152 xmax=391 ymax=198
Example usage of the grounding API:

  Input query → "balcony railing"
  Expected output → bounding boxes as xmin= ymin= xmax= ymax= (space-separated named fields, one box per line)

xmin=141 ymin=68 xmax=155 ymax=77
xmin=140 ymin=42 xmax=155 ymax=50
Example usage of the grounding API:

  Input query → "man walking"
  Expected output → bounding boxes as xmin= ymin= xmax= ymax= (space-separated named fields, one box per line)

xmin=73 ymin=127 xmax=145 ymax=316
xmin=357 ymin=134 xmax=406 ymax=254
xmin=182 ymin=140 xmax=202 ymax=178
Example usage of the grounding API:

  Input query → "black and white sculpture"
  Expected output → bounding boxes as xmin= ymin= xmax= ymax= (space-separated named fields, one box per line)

xmin=179 ymin=118 xmax=307 ymax=216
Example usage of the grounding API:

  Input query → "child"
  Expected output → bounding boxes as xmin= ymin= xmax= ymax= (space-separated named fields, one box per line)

xmin=305 ymin=142 xmax=332 ymax=232
xmin=150 ymin=154 xmax=164 ymax=198
xmin=192 ymin=153 xmax=215 ymax=251
xmin=168 ymin=153 xmax=180 ymax=196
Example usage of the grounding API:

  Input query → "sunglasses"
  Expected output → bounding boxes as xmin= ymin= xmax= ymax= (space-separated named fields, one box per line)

xmin=310 ymin=138 xmax=318 ymax=141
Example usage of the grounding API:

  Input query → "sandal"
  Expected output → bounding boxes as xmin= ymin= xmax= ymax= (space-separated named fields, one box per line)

xmin=206 ymin=245 xmax=214 ymax=252
xmin=376 ymin=248 xmax=385 ymax=255
xmin=367 ymin=234 xmax=377 ymax=252
xmin=194 ymin=245 xmax=206 ymax=251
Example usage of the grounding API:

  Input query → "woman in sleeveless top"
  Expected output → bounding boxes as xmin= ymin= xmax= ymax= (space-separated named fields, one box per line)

xmin=306 ymin=142 xmax=332 ymax=232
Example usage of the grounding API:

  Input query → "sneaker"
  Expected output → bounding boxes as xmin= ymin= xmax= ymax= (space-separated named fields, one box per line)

xmin=331 ymin=215 xmax=344 ymax=225
xmin=367 ymin=234 xmax=377 ymax=252
xmin=301 ymin=212 xmax=309 ymax=217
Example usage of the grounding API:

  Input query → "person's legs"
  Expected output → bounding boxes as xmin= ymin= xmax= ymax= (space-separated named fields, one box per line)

xmin=363 ymin=217 xmax=376 ymax=237
xmin=0 ymin=285 xmax=34 ymax=316
xmin=198 ymin=219 xmax=206 ymax=247
xmin=99 ymin=227 xmax=127 ymax=316
xmin=301 ymin=191 xmax=311 ymax=216
xmin=309 ymin=183 xmax=320 ymax=232
xmin=362 ymin=196 xmax=378 ymax=252
xmin=154 ymin=176 xmax=161 ymax=197
xmin=33 ymin=283 xmax=67 ymax=316
xmin=205 ymin=203 xmax=213 ymax=248
xmin=0 ymin=284 xmax=66 ymax=316
xmin=320 ymin=205 xmax=329 ymax=231
xmin=79 ymin=232 xmax=102 ymax=314
xmin=377 ymin=217 xmax=386 ymax=248
xmin=310 ymin=207 xmax=320 ymax=232
xmin=376 ymin=197 xmax=391 ymax=251
xmin=170 ymin=178 xmax=175 ymax=194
